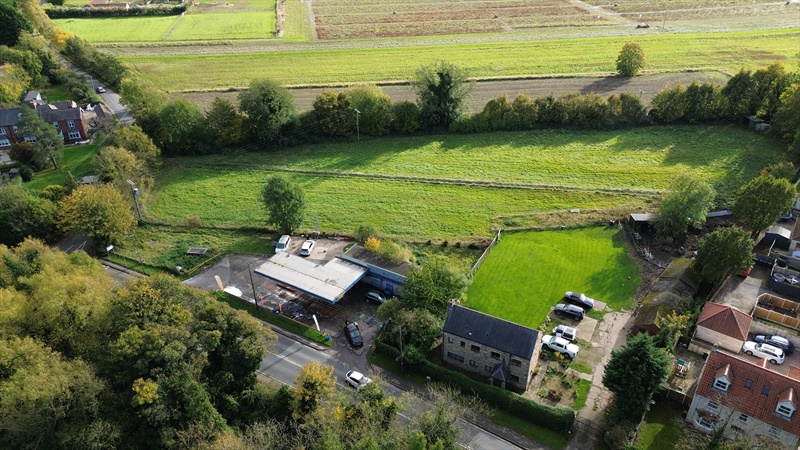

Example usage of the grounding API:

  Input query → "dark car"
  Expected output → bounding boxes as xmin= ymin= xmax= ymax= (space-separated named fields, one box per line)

xmin=345 ymin=322 xmax=363 ymax=347
xmin=754 ymin=335 xmax=794 ymax=355
xmin=564 ymin=291 xmax=595 ymax=309
xmin=554 ymin=303 xmax=584 ymax=321
xmin=365 ymin=290 xmax=387 ymax=305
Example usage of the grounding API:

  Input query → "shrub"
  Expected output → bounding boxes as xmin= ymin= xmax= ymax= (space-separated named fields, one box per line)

xmin=18 ymin=165 xmax=34 ymax=182
xmin=378 ymin=239 xmax=412 ymax=264
xmin=354 ymin=224 xmax=380 ymax=243
xmin=391 ymin=101 xmax=420 ymax=134
xmin=365 ymin=236 xmax=381 ymax=253
xmin=40 ymin=184 xmax=66 ymax=201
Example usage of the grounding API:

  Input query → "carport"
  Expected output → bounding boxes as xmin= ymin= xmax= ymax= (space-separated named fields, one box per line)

xmin=253 ymin=253 xmax=368 ymax=304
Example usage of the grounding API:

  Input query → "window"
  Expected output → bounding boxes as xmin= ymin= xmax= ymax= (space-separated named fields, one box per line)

xmin=24 ymin=136 xmax=36 ymax=143
xmin=447 ymin=336 xmax=453 ymax=344
xmin=713 ymin=379 xmax=729 ymax=391
xmin=738 ymin=414 xmax=748 ymax=423
xmin=745 ymin=379 xmax=753 ymax=389
xmin=52 ymin=122 xmax=59 ymax=129
xmin=460 ymin=341 xmax=465 ymax=348
xmin=510 ymin=375 xmax=520 ymax=383
xmin=471 ymin=344 xmax=480 ymax=353
xmin=731 ymin=425 xmax=744 ymax=433
xmin=485 ymin=365 xmax=492 ymax=373
xmin=0 ymin=128 xmax=5 ymax=135
xmin=769 ymin=426 xmax=782 ymax=438
xmin=12 ymin=126 xmax=18 ymax=133
xmin=68 ymin=131 xmax=81 ymax=140
xmin=469 ymin=360 xmax=478 ymax=367
xmin=762 ymin=386 xmax=770 ymax=396
xmin=0 ymin=138 xmax=9 ymax=147
xmin=776 ymin=404 xmax=794 ymax=419
xmin=695 ymin=415 xmax=716 ymax=431
xmin=706 ymin=401 xmax=719 ymax=411
xmin=446 ymin=352 xmax=464 ymax=363
xmin=490 ymin=351 xmax=501 ymax=360
xmin=510 ymin=359 xmax=522 ymax=367
xmin=67 ymin=120 xmax=75 ymax=127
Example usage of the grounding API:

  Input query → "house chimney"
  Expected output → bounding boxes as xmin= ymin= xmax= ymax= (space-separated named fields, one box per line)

xmin=789 ymin=366 xmax=800 ymax=381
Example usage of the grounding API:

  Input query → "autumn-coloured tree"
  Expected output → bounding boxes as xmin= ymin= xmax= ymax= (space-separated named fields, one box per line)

xmin=292 ymin=361 xmax=335 ymax=419
xmin=58 ymin=184 xmax=137 ymax=247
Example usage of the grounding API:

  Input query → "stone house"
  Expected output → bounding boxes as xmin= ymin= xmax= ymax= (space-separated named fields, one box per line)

xmin=686 ymin=350 xmax=800 ymax=448
xmin=692 ymin=302 xmax=752 ymax=354
xmin=441 ymin=303 xmax=540 ymax=391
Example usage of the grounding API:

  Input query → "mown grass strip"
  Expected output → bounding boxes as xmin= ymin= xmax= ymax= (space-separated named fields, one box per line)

xmin=55 ymin=16 xmax=179 ymax=42
xmin=119 ymin=29 xmax=798 ymax=90
xmin=167 ymin=11 xmax=277 ymax=41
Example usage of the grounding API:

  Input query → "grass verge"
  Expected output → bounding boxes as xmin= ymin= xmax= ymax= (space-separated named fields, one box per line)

xmin=488 ymin=409 xmax=570 ymax=450
xmin=571 ymin=379 xmax=592 ymax=410
xmin=570 ymin=362 xmax=593 ymax=375
xmin=213 ymin=290 xmax=334 ymax=347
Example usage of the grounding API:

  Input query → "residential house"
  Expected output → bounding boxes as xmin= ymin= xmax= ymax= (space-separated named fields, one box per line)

xmin=442 ymin=303 xmax=540 ymax=391
xmin=34 ymin=103 xmax=88 ymax=144
xmin=686 ymin=350 xmax=800 ymax=448
xmin=692 ymin=302 xmax=752 ymax=354
xmin=0 ymin=108 xmax=22 ymax=148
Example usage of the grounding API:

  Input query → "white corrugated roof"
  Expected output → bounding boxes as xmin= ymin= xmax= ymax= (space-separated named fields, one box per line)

xmin=254 ymin=253 xmax=368 ymax=304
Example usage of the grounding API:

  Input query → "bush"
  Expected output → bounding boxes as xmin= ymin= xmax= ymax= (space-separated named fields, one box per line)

xmin=354 ymin=224 xmax=380 ymax=243
xmin=18 ymin=165 xmax=34 ymax=182
xmin=391 ymin=101 xmax=421 ymax=134
xmin=365 ymin=236 xmax=381 ymax=252
xmin=377 ymin=239 xmax=412 ymax=264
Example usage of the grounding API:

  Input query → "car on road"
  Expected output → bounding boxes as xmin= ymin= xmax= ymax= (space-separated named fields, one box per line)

xmin=542 ymin=335 xmax=580 ymax=358
xmin=275 ymin=235 xmax=291 ymax=253
xmin=564 ymin=291 xmax=595 ymax=309
xmin=95 ymin=86 xmax=106 ymax=93
xmin=554 ymin=303 xmax=584 ymax=321
xmin=345 ymin=370 xmax=372 ymax=390
xmin=300 ymin=239 xmax=315 ymax=256
xmin=742 ymin=341 xmax=785 ymax=364
xmin=552 ymin=324 xmax=577 ymax=342
xmin=754 ymin=335 xmax=794 ymax=355
xmin=365 ymin=290 xmax=387 ymax=305
xmin=636 ymin=23 xmax=650 ymax=28
xmin=345 ymin=322 xmax=363 ymax=348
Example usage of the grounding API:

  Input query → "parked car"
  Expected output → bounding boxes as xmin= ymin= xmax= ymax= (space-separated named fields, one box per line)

xmin=542 ymin=335 xmax=580 ymax=358
xmin=300 ymin=239 xmax=315 ymax=256
xmin=554 ymin=303 xmax=584 ymax=321
xmin=365 ymin=290 xmax=387 ymax=305
xmin=636 ymin=23 xmax=650 ymax=28
xmin=564 ymin=291 xmax=595 ymax=309
xmin=754 ymin=335 xmax=794 ymax=355
xmin=275 ymin=235 xmax=291 ymax=253
xmin=552 ymin=324 xmax=577 ymax=342
xmin=742 ymin=341 xmax=785 ymax=364
xmin=345 ymin=370 xmax=372 ymax=390
xmin=345 ymin=322 xmax=363 ymax=347
xmin=95 ymin=86 xmax=106 ymax=93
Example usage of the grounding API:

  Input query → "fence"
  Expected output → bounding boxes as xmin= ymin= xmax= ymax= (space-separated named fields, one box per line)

xmin=471 ymin=229 xmax=501 ymax=275
xmin=753 ymin=293 xmax=800 ymax=331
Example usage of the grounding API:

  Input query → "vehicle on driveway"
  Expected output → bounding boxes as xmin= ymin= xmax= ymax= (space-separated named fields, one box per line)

xmin=345 ymin=322 xmax=363 ymax=347
xmin=300 ymin=239 xmax=315 ymax=256
xmin=742 ymin=341 xmax=785 ymax=364
xmin=275 ymin=235 xmax=291 ymax=253
xmin=552 ymin=324 xmax=577 ymax=342
xmin=554 ymin=303 xmax=584 ymax=321
xmin=753 ymin=335 xmax=794 ymax=355
xmin=542 ymin=335 xmax=580 ymax=358
xmin=365 ymin=290 xmax=387 ymax=305
xmin=564 ymin=291 xmax=595 ymax=309
xmin=345 ymin=370 xmax=372 ymax=390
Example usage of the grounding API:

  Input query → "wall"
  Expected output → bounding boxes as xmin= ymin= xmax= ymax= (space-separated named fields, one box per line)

xmin=694 ymin=327 xmax=743 ymax=353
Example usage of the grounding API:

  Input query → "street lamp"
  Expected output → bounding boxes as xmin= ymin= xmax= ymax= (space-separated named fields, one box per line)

xmin=354 ymin=108 xmax=361 ymax=141
xmin=126 ymin=179 xmax=142 ymax=222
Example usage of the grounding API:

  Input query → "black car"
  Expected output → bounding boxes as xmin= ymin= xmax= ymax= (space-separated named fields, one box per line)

xmin=754 ymin=335 xmax=794 ymax=355
xmin=564 ymin=291 xmax=595 ymax=309
xmin=345 ymin=322 xmax=363 ymax=347
xmin=554 ymin=303 xmax=584 ymax=321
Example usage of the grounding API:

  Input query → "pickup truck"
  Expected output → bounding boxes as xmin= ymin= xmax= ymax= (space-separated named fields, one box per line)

xmin=552 ymin=324 xmax=577 ymax=342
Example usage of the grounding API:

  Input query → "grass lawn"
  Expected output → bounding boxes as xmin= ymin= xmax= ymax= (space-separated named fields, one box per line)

xmin=571 ymin=378 xmax=592 ymax=410
xmin=40 ymin=84 xmax=78 ymax=103
xmin=54 ymin=16 xmax=178 ymax=42
xmin=120 ymin=29 xmax=798 ymax=91
xmin=488 ymin=409 xmax=570 ymax=449
xmin=24 ymin=144 xmax=99 ymax=191
xmin=636 ymin=402 xmax=686 ymax=450
xmin=146 ymin=125 xmax=782 ymax=241
xmin=167 ymin=11 xmax=276 ymax=40
xmin=465 ymin=228 xmax=640 ymax=329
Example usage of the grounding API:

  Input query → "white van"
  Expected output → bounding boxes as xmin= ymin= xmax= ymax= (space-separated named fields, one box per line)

xmin=275 ymin=235 xmax=291 ymax=253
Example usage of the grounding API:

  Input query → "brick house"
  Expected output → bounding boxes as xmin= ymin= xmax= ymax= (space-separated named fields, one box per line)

xmin=35 ymin=102 xmax=88 ymax=144
xmin=0 ymin=108 xmax=22 ymax=148
xmin=686 ymin=350 xmax=800 ymax=448
xmin=442 ymin=303 xmax=540 ymax=391
xmin=693 ymin=302 xmax=752 ymax=353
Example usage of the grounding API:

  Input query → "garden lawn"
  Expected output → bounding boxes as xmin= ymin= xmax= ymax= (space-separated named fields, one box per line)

xmin=167 ymin=12 xmax=276 ymax=40
xmin=119 ymin=29 xmax=799 ymax=91
xmin=146 ymin=125 xmax=783 ymax=240
xmin=24 ymin=144 xmax=98 ymax=191
xmin=54 ymin=16 xmax=178 ymax=42
xmin=465 ymin=228 xmax=640 ymax=329
xmin=636 ymin=402 xmax=685 ymax=450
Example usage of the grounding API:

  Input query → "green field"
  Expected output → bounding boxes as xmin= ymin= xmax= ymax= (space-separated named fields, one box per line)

xmin=465 ymin=228 xmax=640 ymax=329
xmin=119 ymin=29 xmax=798 ymax=91
xmin=25 ymin=144 xmax=99 ymax=191
xmin=167 ymin=12 xmax=277 ymax=40
xmin=145 ymin=125 xmax=783 ymax=239
xmin=55 ymin=16 xmax=178 ymax=42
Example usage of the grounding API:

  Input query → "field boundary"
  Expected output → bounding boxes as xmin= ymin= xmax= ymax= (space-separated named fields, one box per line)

xmin=471 ymin=229 xmax=502 ymax=275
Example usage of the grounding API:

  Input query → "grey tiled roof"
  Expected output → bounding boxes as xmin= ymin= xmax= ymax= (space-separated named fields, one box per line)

xmin=0 ymin=108 xmax=22 ymax=127
xmin=443 ymin=304 xmax=538 ymax=359
xmin=36 ymin=105 xmax=82 ymax=122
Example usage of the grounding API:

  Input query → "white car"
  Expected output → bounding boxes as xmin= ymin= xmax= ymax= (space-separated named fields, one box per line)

xmin=742 ymin=341 xmax=785 ymax=364
xmin=542 ymin=335 xmax=580 ymax=358
xmin=552 ymin=324 xmax=577 ymax=342
xmin=345 ymin=370 xmax=372 ymax=390
xmin=300 ymin=239 xmax=315 ymax=256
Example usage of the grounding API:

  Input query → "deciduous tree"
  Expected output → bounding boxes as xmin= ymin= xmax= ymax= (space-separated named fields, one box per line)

xmin=656 ymin=174 xmax=716 ymax=238
xmin=292 ymin=361 xmax=335 ymax=419
xmin=17 ymin=105 xmax=63 ymax=170
xmin=616 ymin=42 xmax=645 ymax=77
xmin=58 ymin=184 xmax=137 ymax=247
xmin=733 ymin=174 xmax=796 ymax=232
xmin=349 ymin=84 xmax=394 ymax=136
xmin=0 ymin=2 xmax=33 ymax=47
xmin=311 ymin=90 xmax=353 ymax=137
xmin=412 ymin=61 xmax=472 ymax=129
xmin=239 ymin=78 xmax=296 ymax=144
xmin=109 ymin=124 xmax=161 ymax=167
xmin=205 ymin=97 xmax=246 ymax=148
xmin=694 ymin=226 xmax=754 ymax=282
xmin=402 ymin=258 xmax=469 ymax=316
xmin=0 ymin=184 xmax=58 ymax=246
xmin=261 ymin=175 xmax=305 ymax=234
xmin=602 ymin=333 xmax=670 ymax=424
xmin=152 ymin=99 xmax=210 ymax=156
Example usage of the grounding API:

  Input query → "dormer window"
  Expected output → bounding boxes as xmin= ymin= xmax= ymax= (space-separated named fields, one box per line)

xmin=67 ymin=120 xmax=75 ymax=127
xmin=713 ymin=364 xmax=731 ymax=392
xmin=713 ymin=379 xmax=729 ymax=391
xmin=776 ymin=388 xmax=797 ymax=419
xmin=777 ymin=404 xmax=794 ymax=418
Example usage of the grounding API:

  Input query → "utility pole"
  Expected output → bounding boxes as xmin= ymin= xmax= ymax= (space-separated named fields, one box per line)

xmin=126 ymin=179 xmax=142 ymax=222
xmin=354 ymin=108 xmax=361 ymax=141
xmin=248 ymin=263 xmax=260 ymax=309
xmin=399 ymin=324 xmax=404 ymax=371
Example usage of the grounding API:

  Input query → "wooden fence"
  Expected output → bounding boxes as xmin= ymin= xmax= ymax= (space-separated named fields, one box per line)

xmin=471 ymin=229 xmax=502 ymax=275
xmin=754 ymin=293 xmax=800 ymax=331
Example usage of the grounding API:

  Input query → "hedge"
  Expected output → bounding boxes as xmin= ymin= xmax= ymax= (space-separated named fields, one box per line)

xmin=46 ymin=4 xmax=186 ymax=18
xmin=375 ymin=341 xmax=575 ymax=432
